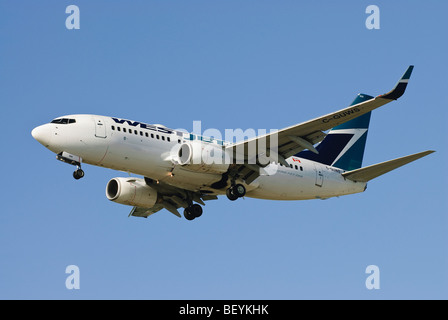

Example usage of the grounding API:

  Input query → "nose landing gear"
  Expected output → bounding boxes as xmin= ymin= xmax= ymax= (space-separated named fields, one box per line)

xmin=73 ymin=167 xmax=85 ymax=180
xmin=56 ymin=152 xmax=85 ymax=180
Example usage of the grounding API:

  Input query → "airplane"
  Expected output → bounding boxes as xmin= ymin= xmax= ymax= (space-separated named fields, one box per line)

xmin=31 ymin=65 xmax=434 ymax=221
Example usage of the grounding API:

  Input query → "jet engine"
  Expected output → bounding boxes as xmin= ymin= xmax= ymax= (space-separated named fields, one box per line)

xmin=174 ymin=141 xmax=230 ymax=174
xmin=106 ymin=177 xmax=159 ymax=208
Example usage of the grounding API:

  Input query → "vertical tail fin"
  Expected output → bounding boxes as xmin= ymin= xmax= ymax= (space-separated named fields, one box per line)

xmin=296 ymin=93 xmax=373 ymax=171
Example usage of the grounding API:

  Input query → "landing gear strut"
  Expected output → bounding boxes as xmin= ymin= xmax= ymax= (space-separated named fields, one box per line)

xmin=183 ymin=204 xmax=203 ymax=221
xmin=226 ymin=183 xmax=246 ymax=201
xmin=56 ymin=152 xmax=85 ymax=180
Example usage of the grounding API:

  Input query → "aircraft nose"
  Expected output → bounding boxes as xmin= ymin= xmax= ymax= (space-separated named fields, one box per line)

xmin=31 ymin=124 xmax=52 ymax=147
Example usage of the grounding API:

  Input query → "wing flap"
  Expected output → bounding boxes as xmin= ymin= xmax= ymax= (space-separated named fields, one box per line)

xmin=129 ymin=205 xmax=164 ymax=218
xmin=342 ymin=150 xmax=434 ymax=182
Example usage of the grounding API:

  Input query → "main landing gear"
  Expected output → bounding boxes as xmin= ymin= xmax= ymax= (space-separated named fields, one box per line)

xmin=226 ymin=183 xmax=246 ymax=201
xmin=183 ymin=204 xmax=203 ymax=221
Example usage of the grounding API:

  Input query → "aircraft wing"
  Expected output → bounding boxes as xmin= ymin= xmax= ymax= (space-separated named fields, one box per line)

xmin=129 ymin=178 xmax=218 ymax=218
xmin=130 ymin=204 xmax=166 ymax=218
xmin=225 ymin=66 xmax=414 ymax=184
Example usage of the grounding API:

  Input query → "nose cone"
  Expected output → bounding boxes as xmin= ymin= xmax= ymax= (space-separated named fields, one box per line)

xmin=31 ymin=125 xmax=52 ymax=147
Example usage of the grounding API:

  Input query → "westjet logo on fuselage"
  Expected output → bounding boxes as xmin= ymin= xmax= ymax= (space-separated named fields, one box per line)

xmin=111 ymin=118 xmax=174 ymax=134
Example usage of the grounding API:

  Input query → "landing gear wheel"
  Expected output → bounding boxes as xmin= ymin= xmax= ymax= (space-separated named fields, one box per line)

xmin=73 ymin=169 xmax=85 ymax=180
xmin=191 ymin=204 xmax=203 ymax=218
xmin=226 ymin=187 xmax=239 ymax=201
xmin=226 ymin=184 xmax=246 ymax=201
xmin=184 ymin=208 xmax=195 ymax=221
xmin=184 ymin=204 xmax=203 ymax=221
xmin=233 ymin=184 xmax=246 ymax=198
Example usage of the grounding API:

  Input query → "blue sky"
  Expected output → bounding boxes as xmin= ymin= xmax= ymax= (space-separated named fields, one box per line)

xmin=1 ymin=1 xmax=447 ymax=299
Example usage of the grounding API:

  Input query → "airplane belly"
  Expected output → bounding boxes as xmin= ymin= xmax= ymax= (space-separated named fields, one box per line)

xmin=161 ymin=168 xmax=223 ymax=191
xmin=246 ymin=166 xmax=366 ymax=200
xmin=247 ymin=170 xmax=316 ymax=200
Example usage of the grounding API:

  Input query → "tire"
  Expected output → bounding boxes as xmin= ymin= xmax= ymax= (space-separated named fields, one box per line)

xmin=226 ymin=188 xmax=239 ymax=201
xmin=73 ymin=169 xmax=84 ymax=180
xmin=233 ymin=184 xmax=246 ymax=197
xmin=191 ymin=204 xmax=203 ymax=218
xmin=184 ymin=208 xmax=195 ymax=221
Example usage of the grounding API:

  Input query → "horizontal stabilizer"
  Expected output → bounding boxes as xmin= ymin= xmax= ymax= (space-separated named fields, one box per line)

xmin=342 ymin=150 xmax=434 ymax=182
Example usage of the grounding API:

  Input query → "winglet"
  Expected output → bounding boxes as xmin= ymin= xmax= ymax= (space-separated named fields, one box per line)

xmin=379 ymin=65 xmax=414 ymax=100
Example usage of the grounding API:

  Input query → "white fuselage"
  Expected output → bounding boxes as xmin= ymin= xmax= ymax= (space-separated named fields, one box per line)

xmin=32 ymin=114 xmax=367 ymax=201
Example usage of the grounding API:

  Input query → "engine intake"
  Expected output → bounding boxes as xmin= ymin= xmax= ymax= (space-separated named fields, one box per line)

xmin=106 ymin=177 xmax=159 ymax=208
xmin=174 ymin=142 xmax=230 ymax=174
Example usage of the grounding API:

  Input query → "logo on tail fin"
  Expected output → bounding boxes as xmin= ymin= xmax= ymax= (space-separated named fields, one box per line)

xmin=296 ymin=94 xmax=373 ymax=171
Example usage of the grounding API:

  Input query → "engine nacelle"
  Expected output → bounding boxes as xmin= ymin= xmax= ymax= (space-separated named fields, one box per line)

xmin=106 ymin=177 xmax=159 ymax=208
xmin=174 ymin=141 xmax=230 ymax=174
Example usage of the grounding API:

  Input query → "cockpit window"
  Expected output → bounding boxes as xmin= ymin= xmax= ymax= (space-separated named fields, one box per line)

xmin=51 ymin=118 xmax=76 ymax=124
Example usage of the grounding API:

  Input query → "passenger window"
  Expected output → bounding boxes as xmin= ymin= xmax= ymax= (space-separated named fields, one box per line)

xmin=117 ymin=127 xmax=121 ymax=132
xmin=123 ymin=128 xmax=127 ymax=133
xmin=178 ymin=139 xmax=181 ymax=144
xmin=156 ymin=135 xmax=160 ymax=139
xmin=290 ymin=164 xmax=293 ymax=168
xmin=167 ymin=137 xmax=171 ymax=142
xmin=295 ymin=165 xmax=298 ymax=170
xmin=162 ymin=136 xmax=165 ymax=141
xmin=300 ymin=166 xmax=303 ymax=171
xmin=111 ymin=126 xmax=115 ymax=130
xmin=151 ymin=133 xmax=154 ymax=138
xmin=145 ymin=132 xmax=148 ymax=137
